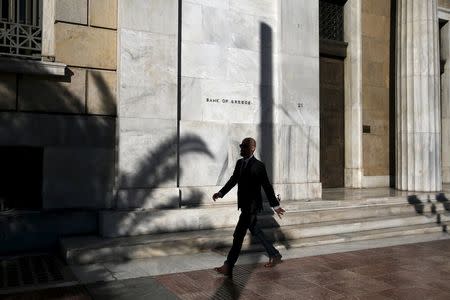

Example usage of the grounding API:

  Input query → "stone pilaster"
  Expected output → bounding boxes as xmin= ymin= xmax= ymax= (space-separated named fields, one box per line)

xmin=344 ymin=0 xmax=363 ymax=188
xmin=116 ymin=0 xmax=180 ymax=207
xmin=396 ymin=0 xmax=441 ymax=191
xmin=441 ymin=22 xmax=450 ymax=183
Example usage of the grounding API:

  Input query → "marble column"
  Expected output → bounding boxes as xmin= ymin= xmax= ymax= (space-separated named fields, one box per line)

xmin=440 ymin=22 xmax=450 ymax=183
xmin=344 ymin=0 xmax=363 ymax=188
xmin=396 ymin=0 xmax=441 ymax=191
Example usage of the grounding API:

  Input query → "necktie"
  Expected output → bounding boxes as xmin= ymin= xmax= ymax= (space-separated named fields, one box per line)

xmin=240 ymin=160 xmax=248 ymax=175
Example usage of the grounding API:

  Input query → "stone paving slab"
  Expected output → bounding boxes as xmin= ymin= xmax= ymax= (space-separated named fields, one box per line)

xmin=1 ymin=278 xmax=178 ymax=300
xmin=155 ymin=239 xmax=450 ymax=300
xmin=67 ymin=232 xmax=450 ymax=285
xmin=3 ymin=239 xmax=450 ymax=299
xmin=84 ymin=277 xmax=178 ymax=300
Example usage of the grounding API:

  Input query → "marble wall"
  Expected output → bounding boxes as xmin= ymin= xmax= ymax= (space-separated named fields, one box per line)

xmin=181 ymin=0 xmax=278 ymax=125
xmin=179 ymin=0 xmax=321 ymax=200
xmin=361 ymin=0 xmax=391 ymax=186
xmin=344 ymin=0 xmax=392 ymax=188
xmin=0 ymin=113 xmax=116 ymax=209
xmin=0 ymin=0 xmax=118 ymax=209
xmin=116 ymin=0 xmax=321 ymax=207
xmin=441 ymin=23 xmax=450 ymax=183
xmin=117 ymin=0 xmax=180 ymax=207
xmin=344 ymin=0 xmax=363 ymax=188
xmin=439 ymin=0 xmax=450 ymax=10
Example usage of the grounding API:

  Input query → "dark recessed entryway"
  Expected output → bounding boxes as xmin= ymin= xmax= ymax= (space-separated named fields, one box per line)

xmin=0 ymin=147 xmax=43 ymax=210
xmin=319 ymin=0 xmax=347 ymax=188
xmin=320 ymin=54 xmax=345 ymax=188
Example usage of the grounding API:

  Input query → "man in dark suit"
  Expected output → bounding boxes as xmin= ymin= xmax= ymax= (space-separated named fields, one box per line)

xmin=213 ymin=137 xmax=285 ymax=277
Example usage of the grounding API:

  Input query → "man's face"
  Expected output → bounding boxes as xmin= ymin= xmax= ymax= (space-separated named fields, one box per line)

xmin=239 ymin=139 xmax=255 ymax=158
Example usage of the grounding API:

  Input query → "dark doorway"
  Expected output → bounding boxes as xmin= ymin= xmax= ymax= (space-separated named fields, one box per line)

xmin=319 ymin=0 xmax=347 ymax=188
xmin=0 ymin=146 xmax=43 ymax=210
xmin=319 ymin=44 xmax=345 ymax=188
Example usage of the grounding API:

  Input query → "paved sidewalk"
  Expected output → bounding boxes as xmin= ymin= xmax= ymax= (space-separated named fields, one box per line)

xmin=3 ymin=238 xmax=450 ymax=299
xmin=67 ymin=232 xmax=450 ymax=285
xmin=156 ymin=239 xmax=450 ymax=299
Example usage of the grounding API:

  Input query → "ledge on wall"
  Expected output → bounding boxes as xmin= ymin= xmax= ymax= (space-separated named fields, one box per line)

xmin=0 ymin=57 xmax=67 ymax=76
xmin=319 ymin=39 xmax=348 ymax=59
xmin=362 ymin=175 xmax=390 ymax=188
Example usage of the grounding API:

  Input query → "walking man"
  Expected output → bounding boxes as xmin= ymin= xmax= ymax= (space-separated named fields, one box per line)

xmin=213 ymin=137 xmax=285 ymax=277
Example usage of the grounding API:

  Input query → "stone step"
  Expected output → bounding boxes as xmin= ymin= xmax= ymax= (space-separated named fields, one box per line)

xmin=440 ymin=205 xmax=450 ymax=231
xmin=117 ymin=190 xmax=442 ymax=211
xmin=240 ymin=223 xmax=445 ymax=253
xmin=62 ymin=213 xmax=441 ymax=264
xmin=115 ymin=186 xmax=449 ymax=210
xmin=99 ymin=202 xmax=439 ymax=238
xmin=271 ymin=198 xmax=445 ymax=214
xmin=442 ymin=222 xmax=449 ymax=232
xmin=262 ymin=214 xmax=439 ymax=240
xmin=188 ymin=194 xmax=437 ymax=210
xmin=263 ymin=197 xmax=407 ymax=211
xmin=439 ymin=212 xmax=450 ymax=223
xmin=177 ymin=197 xmax=411 ymax=214
xmin=259 ymin=202 xmax=443 ymax=227
xmin=325 ymin=190 xmax=450 ymax=203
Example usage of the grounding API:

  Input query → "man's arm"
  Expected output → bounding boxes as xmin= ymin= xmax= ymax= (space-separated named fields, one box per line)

xmin=260 ymin=164 xmax=285 ymax=218
xmin=260 ymin=164 xmax=279 ymax=207
xmin=213 ymin=160 xmax=240 ymax=201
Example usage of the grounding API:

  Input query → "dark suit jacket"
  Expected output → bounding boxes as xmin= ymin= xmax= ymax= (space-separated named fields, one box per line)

xmin=219 ymin=156 xmax=279 ymax=213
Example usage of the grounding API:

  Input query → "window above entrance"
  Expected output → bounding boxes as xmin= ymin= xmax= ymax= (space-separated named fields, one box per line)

xmin=319 ymin=0 xmax=346 ymax=42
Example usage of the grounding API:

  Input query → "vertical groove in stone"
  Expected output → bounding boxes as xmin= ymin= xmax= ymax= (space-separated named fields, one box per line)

xmin=424 ymin=0 xmax=431 ymax=190
xmin=423 ymin=0 xmax=428 ymax=190
xmin=396 ymin=0 xmax=399 ymax=188
xmin=402 ymin=0 xmax=408 ymax=190
xmin=429 ymin=0 xmax=435 ymax=190
xmin=431 ymin=1 xmax=435 ymax=129
xmin=396 ymin=12 xmax=400 ymax=188
xmin=416 ymin=0 xmax=422 ymax=189
xmin=408 ymin=0 xmax=414 ymax=190
xmin=395 ymin=1 xmax=404 ymax=185
xmin=396 ymin=0 xmax=441 ymax=191
xmin=401 ymin=0 xmax=407 ymax=190
xmin=434 ymin=0 xmax=441 ymax=190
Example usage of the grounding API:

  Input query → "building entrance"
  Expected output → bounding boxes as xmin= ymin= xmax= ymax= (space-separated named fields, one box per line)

xmin=320 ymin=55 xmax=345 ymax=188
xmin=0 ymin=147 xmax=43 ymax=210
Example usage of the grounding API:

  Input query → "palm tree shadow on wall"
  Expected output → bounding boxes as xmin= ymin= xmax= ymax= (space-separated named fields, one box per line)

xmin=115 ymin=134 xmax=215 ymax=236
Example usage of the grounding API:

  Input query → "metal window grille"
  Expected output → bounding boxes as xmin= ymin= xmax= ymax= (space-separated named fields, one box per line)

xmin=319 ymin=0 xmax=344 ymax=42
xmin=0 ymin=0 xmax=42 ymax=59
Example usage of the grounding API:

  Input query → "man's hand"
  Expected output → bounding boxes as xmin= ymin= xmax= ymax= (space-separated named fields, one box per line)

xmin=274 ymin=207 xmax=285 ymax=219
xmin=212 ymin=193 xmax=221 ymax=201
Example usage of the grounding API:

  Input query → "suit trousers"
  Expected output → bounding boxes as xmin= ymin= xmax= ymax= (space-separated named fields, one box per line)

xmin=226 ymin=211 xmax=281 ymax=268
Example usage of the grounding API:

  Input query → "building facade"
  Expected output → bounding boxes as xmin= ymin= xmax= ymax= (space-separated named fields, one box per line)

xmin=1 ymin=0 xmax=449 ymax=253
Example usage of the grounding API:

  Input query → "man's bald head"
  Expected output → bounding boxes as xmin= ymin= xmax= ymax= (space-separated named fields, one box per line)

xmin=243 ymin=137 xmax=256 ymax=148
xmin=240 ymin=137 xmax=256 ymax=158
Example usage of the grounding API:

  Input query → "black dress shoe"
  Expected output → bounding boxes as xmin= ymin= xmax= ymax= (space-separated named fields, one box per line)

xmin=214 ymin=264 xmax=233 ymax=277
xmin=264 ymin=256 xmax=282 ymax=268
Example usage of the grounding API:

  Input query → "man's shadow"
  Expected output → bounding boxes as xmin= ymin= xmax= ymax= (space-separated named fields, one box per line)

xmin=210 ymin=20 xmax=290 ymax=299
xmin=209 ymin=262 xmax=257 ymax=299
xmin=210 ymin=256 xmax=283 ymax=299
xmin=211 ymin=276 xmax=242 ymax=299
